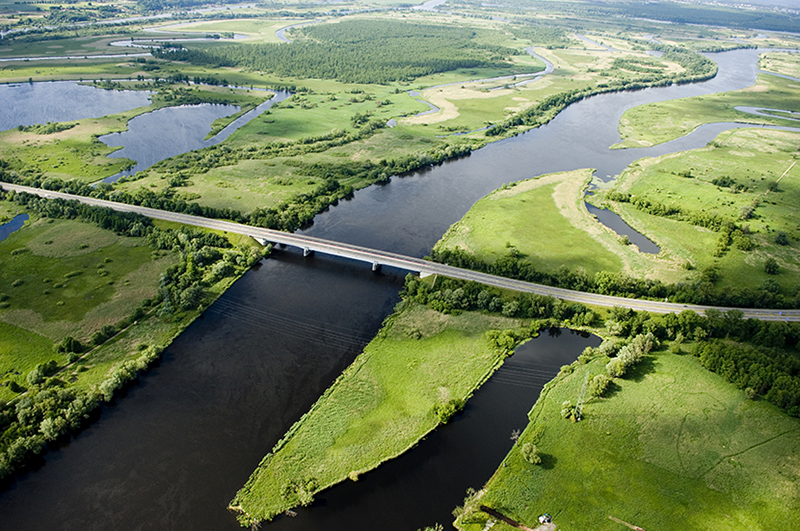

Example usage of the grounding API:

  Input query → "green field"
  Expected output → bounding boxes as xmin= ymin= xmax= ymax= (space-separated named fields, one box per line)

xmin=456 ymin=351 xmax=800 ymax=531
xmin=435 ymin=170 xmax=624 ymax=276
xmin=230 ymin=302 xmax=528 ymax=525
xmin=605 ymin=128 xmax=800 ymax=293
xmin=616 ymin=70 xmax=800 ymax=148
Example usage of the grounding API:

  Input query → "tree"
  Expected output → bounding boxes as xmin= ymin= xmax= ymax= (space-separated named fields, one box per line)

xmin=764 ymin=257 xmax=779 ymax=275
xmin=775 ymin=231 xmax=789 ymax=245
xmin=589 ymin=374 xmax=612 ymax=397
xmin=521 ymin=442 xmax=542 ymax=465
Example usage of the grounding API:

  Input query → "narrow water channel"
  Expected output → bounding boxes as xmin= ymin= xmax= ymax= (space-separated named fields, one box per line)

xmin=0 ymin=48 xmax=797 ymax=530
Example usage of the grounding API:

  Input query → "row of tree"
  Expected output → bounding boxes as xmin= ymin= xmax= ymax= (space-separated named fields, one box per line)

xmin=430 ymin=247 xmax=798 ymax=309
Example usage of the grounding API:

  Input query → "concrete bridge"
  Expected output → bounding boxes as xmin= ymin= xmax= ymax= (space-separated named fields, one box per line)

xmin=3 ymin=182 xmax=799 ymax=322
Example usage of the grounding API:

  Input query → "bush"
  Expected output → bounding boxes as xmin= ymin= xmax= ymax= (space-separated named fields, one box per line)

xmin=764 ymin=257 xmax=779 ymax=275
xmin=775 ymin=231 xmax=789 ymax=245
xmin=434 ymin=398 xmax=465 ymax=423
xmin=589 ymin=374 xmax=612 ymax=397
xmin=521 ymin=442 xmax=542 ymax=465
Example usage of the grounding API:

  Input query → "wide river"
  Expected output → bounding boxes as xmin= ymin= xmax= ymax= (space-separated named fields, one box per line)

xmin=0 ymin=48 xmax=794 ymax=530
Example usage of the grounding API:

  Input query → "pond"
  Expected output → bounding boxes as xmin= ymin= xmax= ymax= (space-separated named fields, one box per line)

xmin=0 ymin=213 xmax=28 ymax=242
xmin=0 ymin=81 xmax=152 ymax=132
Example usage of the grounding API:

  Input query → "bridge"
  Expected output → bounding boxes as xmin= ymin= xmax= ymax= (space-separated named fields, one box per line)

xmin=3 ymin=182 xmax=798 ymax=322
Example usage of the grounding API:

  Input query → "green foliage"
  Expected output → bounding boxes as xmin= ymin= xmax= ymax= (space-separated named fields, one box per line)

xmin=17 ymin=122 xmax=76 ymax=135
xmin=694 ymin=340 xmax=800 ymax=416
xmin=521 ymin=442 xmax=542 ymax=465
xmin=155 ymin=20 xmax=513 ymax=84
xmin=764 ymin=257 xmax=779 ymax=275
xmin=434 ymin=398 xmax=465 ymax=424
xmin=589 ymin=374 xmax=612 ymax=397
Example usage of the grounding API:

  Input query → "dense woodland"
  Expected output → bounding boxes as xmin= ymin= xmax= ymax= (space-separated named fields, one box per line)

xmin=155 ymin=20 xmax=515 ymax=84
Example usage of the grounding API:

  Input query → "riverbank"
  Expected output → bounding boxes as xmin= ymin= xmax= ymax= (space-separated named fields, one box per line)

xmin=455 ymin=343 xmax=800 ymax=531
xmin=432 ymin=126 xmax=800 ymax=309
xmin=0 ymin=191 xmax=267 ymax=480
xmin=601 ymin=128 xmax=800 ymax=298
xmin=615 ymin=63 xmax=800 ymax=148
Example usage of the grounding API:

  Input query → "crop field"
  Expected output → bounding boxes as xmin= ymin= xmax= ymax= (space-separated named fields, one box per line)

xmin=457 ymin=352 xmax=800 ymax=531
xmin=607 ymin=128 xmax=800 ymax=293
xmin=616 ymin=71 xmax=800 ymax=148
xmin=231 ymin=302 xmax=526 ymax=523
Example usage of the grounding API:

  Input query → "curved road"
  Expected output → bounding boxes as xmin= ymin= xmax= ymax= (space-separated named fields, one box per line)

xmin=3 ymin=183 xmax=798 ymax=322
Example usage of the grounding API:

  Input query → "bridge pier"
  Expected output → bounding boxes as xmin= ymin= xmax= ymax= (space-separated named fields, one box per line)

xmin=303 ymin=247 xmax=313 ymax=257
xmin=372 ymin=262 xmax=381 ymax=272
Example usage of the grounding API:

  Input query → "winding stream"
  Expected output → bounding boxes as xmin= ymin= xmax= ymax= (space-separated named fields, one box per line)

xmin=1 ymin=48 xmax=799 ymax=530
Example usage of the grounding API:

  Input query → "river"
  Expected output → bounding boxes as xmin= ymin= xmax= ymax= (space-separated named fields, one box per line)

xmin=0 ymin=48 xmax=795 ymax=530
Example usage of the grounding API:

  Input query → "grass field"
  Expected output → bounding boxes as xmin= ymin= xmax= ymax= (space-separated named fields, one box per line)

xmin=456 ymin=351 xmax=800 ymax=531
xmin=607 ymin=128 xmax=800 ymax=293
xmin=616 ymin=71 xmax=800 ymax=148
xmin=230 ymin=302 xmax=528 ymax=524
xmin=759 ymin=52 xmax=800 ymax=79
xmin=0 ymin=213 xmax=181 ymax=401
xmin=434 ymin=169 xmax=690 ymax=284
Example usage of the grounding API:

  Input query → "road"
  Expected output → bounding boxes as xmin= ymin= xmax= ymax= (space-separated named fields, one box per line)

xmin=3 ymin=182 xmax=798 ymax=322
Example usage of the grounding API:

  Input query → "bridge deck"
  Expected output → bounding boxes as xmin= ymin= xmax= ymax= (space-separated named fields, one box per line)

xmin=2 ymin=183 xmax=798 ymax=322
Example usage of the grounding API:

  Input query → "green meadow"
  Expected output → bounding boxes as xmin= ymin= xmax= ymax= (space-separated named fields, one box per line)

xmin=616 ymin=69 xmax=800 ymax=148
xmin=230 ymin=303 xmax=527 ymax=524
xmin=456 ymin=351 xmax=800 ymax=531
xmin=606 ymin=128 xmax=800 ymax=293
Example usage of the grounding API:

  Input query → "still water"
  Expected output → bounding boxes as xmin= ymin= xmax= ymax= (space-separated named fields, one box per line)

xmin=100 ymin=90 xmax=292 ymax=182
xmin=0 ymin=81 xmax=152 ymax=132
xmin=0 ymin=48 xmax=795 ymax=530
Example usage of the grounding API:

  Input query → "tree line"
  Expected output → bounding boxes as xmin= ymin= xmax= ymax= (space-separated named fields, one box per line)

xmin=430 ymin=246 xmax=798 ymax=310
xmin=0 ymin=191 xmax=265 ymax=483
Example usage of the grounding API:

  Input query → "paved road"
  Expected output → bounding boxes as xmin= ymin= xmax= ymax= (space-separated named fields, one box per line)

xmin=3 ymin=182 xmax=798 ymax=322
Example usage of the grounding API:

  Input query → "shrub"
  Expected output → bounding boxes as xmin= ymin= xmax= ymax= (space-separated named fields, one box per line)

xmin=775 ymin=231 xmax=789 ymax=245
xmin=11 ymin=279 xmax=24 ymax=287
xmin=521 ymin=442 xmax=542 ymax=465
xmin=434 ymin=398 xmax=465 ymax=423
xmin=764 ymin=257 xmax=779 ymax=275
xmin=589 ymin=374 xmax=612 ymax=397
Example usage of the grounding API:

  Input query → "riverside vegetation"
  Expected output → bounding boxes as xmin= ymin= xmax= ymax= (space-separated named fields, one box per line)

xmin=0 ymin=189 xmax=265 ymax=481
xmin=434 ymin=128 xmax=800 ymax=309
xmin=453 ymin=305 xmax=800 ymax=531
xmin=2 ymin=0 xmax=800 ymax=524
xmin=230 ymin=274 xmax=599 ymax=526
xmin=232 ymin=271 xmax=800 ymax=527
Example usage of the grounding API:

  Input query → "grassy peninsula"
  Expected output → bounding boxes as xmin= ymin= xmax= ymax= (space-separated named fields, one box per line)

xmin=600 ymin=128 xmax=800 ymax=297
xmin=230 ymin=302 xmax=528 ymax=524
xmin=616 ymin=63 xmax=800 ymax=148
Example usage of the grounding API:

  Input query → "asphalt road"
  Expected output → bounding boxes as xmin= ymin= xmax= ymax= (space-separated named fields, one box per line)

xmin=3 ymin=182 xmax=798 ymax=322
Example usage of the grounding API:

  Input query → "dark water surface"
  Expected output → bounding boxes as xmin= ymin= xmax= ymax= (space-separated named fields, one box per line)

xmin=100 ymin=90 xmax=292 ymax=182
xmin=0 ymin=48 xmax=794 ymax=530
